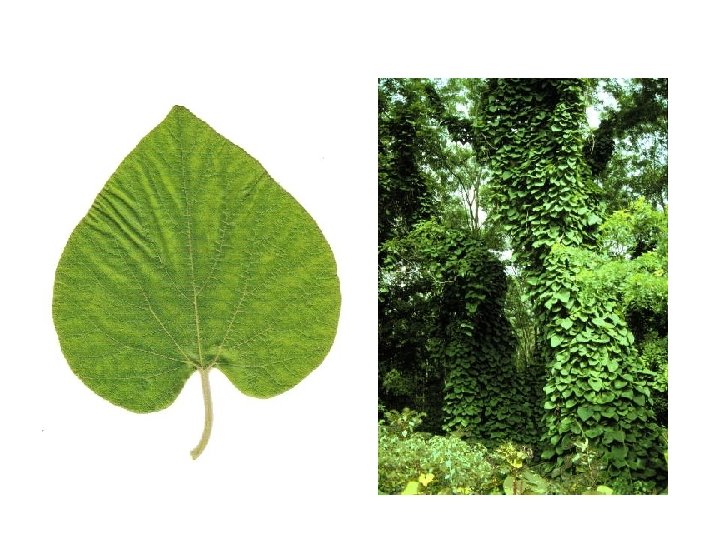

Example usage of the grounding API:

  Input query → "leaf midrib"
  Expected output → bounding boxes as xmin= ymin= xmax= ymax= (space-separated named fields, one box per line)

xmin=177 ymin=121 xmax=205 ymax=370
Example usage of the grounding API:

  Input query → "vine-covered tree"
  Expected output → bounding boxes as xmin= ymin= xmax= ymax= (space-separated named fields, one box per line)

xmin=378 ymin=78 xmax=668 ymax=494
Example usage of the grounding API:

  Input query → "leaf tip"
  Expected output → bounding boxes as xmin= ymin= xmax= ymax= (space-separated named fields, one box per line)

xmin=168 ymin=104 xmax=194 ymax=119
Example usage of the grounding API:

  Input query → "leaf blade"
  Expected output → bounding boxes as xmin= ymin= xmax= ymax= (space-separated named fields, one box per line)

xmin=53 ymin=105 xmax=341 ymax=416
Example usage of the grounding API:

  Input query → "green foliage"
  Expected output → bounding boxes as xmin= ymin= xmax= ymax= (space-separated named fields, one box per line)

xmin=492 ymin=441 xmax=549 ymax=495
xmin=378 ymin=79 xmax=478 ymax=431
xmin=502 ymin=469 xmax=551 ymax=495
xmin=380 ymin=407 xmax=427 ymax=439
xmin=400 ymin=473 xmax=438 ymax=495
xmin=537 ymin=245 xmax=665 ymax=480
xmin=483 ymin=79 xmax=666 ymax=484
xmin=379 ymin=410 xmax=547 ymax=495
xmin=381 ymin=220 xmax=542 ymax=443
xmin=580 ymin=199 xmax=668 ymax=426
xmin=381 ymin=368 xmax=416 ymax=398
xmin=584 ymin=79 xmax=667 ymax=211
xmin=596 ymin=200 xmax=668 ymax=375
xmin=53 ymin=106 xmax=340 ymax=458
xmin=481 ymin=78 xmax=599 ymax=269
xmin=378 ymin=409 xmax=497 ymax=495
xmin=599 ymin=197 xmax=668 ymax=259
xmin=378 ymin=409 xmax=646 ymax=495
xmin=494 ymin=441 xmax=531 ymax=470
xmin=378 ymin=78 xmax=449 ymax=246
xmin=544 ymin=437 xmax=611 ymax=494
xmin=639 ymin=334 xmax=668 ymax=426
xmin=377 ymin=78 xmax=668 ymax=491
xmin=504 ymin=275 xmax=539 ymax=369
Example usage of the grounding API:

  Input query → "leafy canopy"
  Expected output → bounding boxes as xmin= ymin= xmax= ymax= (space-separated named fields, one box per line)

xmin=53 ymin=106 xmax=340 ymax=458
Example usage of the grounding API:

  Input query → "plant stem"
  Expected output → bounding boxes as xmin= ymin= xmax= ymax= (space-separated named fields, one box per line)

xmin=190 ymin=367 xmax=213 ymax=460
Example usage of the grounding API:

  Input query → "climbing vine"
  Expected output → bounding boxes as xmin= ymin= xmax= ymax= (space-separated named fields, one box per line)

xmin=482 ymin=79 xmax=665 ymax=481
xmin=382 ymin=219 xmax=541 ymax=443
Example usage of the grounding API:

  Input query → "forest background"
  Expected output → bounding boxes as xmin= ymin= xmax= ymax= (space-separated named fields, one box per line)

xmin=378 ymin=78 xmax=668 ymax=494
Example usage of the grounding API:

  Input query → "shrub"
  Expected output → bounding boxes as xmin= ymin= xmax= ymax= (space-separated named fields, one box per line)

xmin=378 ymin=408 xmax=498 ymax=494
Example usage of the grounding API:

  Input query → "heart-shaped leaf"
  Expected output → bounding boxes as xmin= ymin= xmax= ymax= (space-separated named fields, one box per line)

xmin=53 ymin=106 xmax=341 ymax=458
xmin=577 ymin=406 xmax=593 ymax=422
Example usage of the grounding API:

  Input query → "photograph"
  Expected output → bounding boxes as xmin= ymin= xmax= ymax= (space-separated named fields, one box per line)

xmin=378 ymin=78 xmax=668 ymax=495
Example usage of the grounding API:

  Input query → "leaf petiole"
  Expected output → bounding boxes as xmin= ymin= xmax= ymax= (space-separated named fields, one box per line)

xmin=190 ymin=367 xmax=213 ymax=459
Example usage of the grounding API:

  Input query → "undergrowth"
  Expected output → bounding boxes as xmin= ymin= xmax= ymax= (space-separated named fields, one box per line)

xmin=378 ymin=408 xmax=667 ymax=495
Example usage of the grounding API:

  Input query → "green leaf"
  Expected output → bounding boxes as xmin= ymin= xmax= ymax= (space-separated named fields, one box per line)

xmin=556 ymin=290 xmax=570 ymax=304
xmin=402 ymin=481 xmax=420 ymax=495
xmin=592 ymin=317 xmax=607 ymax=328
xmin=550 ymin=335 xmax=562 ymax=348
xmin=503 ymin=475 xmax=521 ymax=495
xmin=610 ymin=445 xmax=628 ymax=461
xmin=53 ymin=106 xmax=341 ymax=458
xmin=559 ymin=318 xmax=572 ymax=330
xmin=595 ymin=391 xmax=616 ymax=404
xmin=521 ymin=470 xmax=548 ymax=494
xmin=588 ymin=379 xmax=603 ymax=392
xmin=596 ymin=485 xmax=613 ymax=495
xmin=586 ymin=213 xmax=602 ymax=226
xmin=577 ymin=406 xmax=593 ymax=422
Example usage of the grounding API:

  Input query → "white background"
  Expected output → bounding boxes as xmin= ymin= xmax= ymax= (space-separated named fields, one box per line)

xmin=1 ymin=1 xmax=717 ymax=538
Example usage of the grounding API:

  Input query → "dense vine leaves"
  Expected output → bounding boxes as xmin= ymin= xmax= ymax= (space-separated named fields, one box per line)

xmin=378 ymin=78 xmax=668 ymax=493
xmin=54 ymin=106 xmax=341 ymax=458
xmin=482 ymin=79 xmax=665 ymax=480
xmin=381 ymin=220 xmax=542 ymax=441
xmin=379 ymin=80 xmax=543 ymax=442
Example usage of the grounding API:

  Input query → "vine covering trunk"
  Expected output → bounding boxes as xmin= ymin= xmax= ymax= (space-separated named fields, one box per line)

xmin=482 ymin=79 xmax=665 ymax=481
